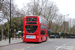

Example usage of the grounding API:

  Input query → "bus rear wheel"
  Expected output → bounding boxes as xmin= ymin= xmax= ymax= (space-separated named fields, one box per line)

xmin=40 ymin=38 xmax=42 ymax=43
xmin=45 ymin=37 xmax=47 ymax=41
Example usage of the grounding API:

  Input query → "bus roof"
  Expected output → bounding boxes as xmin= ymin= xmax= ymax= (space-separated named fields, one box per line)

xmin=26 ymin=15 xmax=38 ymax=17
xmin=25 ymin=15 xmax=48 ymax=22
xmin=40 ymin=16 xmax=48 ymax=22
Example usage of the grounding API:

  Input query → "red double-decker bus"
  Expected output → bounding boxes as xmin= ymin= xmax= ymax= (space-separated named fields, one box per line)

xmin=23 ymin=16 xmax=48 ymax=42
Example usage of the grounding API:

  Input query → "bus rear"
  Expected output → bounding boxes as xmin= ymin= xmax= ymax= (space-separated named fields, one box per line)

xmin=23 ymin=16 xmax=40 ymax=42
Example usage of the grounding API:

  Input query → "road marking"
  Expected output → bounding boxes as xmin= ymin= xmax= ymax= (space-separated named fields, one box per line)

xmin=36 ymin=44 xmax=38 ymax=45
xmin=56 ymin=46 xmax=62 ymax=50
xmin=32 ymin=45 xmax=35 ymax=47
xmin=21 ymin=48 xmax=25 ymax=50
xmin=13 ymin=48 xmax=25 ymax=50
xmin=27 ymin=46 xmax=30 ymax=48
xmin=55 ymin=41 xmax=75 ymax=50
xmin=55 ymin=46 xmax=74 ymax=50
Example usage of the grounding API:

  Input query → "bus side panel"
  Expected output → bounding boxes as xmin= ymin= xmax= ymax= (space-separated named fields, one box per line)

xmin=39 ymin=16 xmax=48 ymax=42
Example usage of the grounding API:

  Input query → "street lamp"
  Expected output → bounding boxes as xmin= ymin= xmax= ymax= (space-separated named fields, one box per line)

xmin=0 ymin=0 xmax=4 ymax=15
xmin=9 ymin=0 xmax=11 ymax=43
xmin=0 ymin=0 xmax=11 ymax=43
xmin=64 ymin=14 xmax=69 ymax=33
xmin=0 ymin=0 xmax=4 ymax=11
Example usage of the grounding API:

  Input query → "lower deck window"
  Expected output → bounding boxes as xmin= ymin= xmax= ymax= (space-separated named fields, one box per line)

xmin=41 ymin=30 xmax=45 ymax=35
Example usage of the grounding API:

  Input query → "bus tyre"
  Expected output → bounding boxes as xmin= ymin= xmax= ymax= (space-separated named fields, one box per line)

xmin=45 ymin=37 xmax=47 ymax=41
xmin=41 ymin=38 xmax=42 ymax=43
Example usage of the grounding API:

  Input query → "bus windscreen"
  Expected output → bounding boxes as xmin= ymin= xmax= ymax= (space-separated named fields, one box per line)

xmin=27 ymin=18 xmax=37 ymax=21
xmin=25 ymin=25 xmax=37 ymax=33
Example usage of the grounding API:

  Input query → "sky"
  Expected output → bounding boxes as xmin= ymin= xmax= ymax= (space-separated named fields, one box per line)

xmin=14 ymin=0 xmax=75 ymax=19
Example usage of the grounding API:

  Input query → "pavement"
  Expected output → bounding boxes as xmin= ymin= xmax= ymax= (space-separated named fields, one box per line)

xmin=0 ymin=38 xmax=22 ymax=47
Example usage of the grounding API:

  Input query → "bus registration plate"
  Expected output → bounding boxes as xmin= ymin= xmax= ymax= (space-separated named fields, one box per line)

xmin=26 ymin=35 xmax=36 ymax=39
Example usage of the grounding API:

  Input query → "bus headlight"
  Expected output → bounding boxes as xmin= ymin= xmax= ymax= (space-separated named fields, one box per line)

xmin=25 ymin=22 xmax=26 ymax=23
xmin=23 ymin=31 xmax=25 ymax=33
xmin=23 ymin=36 xmax=25 ymax=37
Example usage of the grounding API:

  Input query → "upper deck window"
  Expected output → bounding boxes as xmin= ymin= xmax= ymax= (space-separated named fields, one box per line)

xmin=27 ymin=18 xmax=37 ymax=21
xmin=40 ymin=18 xmax=48 ymax=25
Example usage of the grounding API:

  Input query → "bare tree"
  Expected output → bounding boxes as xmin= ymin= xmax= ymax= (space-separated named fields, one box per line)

xmin=71 ymin=19 xmax=75 ymax=34
xmin=53 ymin=14 xmax=63 ymax=33
xmin=22 ymin=0 xmax=59 ymax=29
xmin=0 ymin=0 xmax=22 ymax=37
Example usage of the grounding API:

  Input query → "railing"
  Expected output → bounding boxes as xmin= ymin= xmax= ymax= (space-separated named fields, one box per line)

xmin=0 ymin=29 xmax=23 ymax=41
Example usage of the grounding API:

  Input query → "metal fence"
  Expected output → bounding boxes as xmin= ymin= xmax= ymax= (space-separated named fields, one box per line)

xmin=0 ymin=29 xmax=23 ymax=41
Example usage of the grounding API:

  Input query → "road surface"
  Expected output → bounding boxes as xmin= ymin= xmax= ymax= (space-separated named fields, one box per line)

xmin=0 ymin=38 xmax=75 ymax=50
